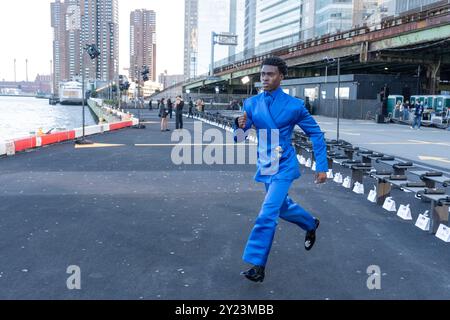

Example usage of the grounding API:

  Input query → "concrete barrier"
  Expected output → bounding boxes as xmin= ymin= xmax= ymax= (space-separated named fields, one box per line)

xmin=5 ymin=141 xmax=15 ymax=156
xmin=110 ymin=121 xmax=133 ymax=131
xmin=2 ymin=114 xmax=136 ymax=159
xmin=40 ymin=131 xmax=76 ymax=146
xmin=83 ymin=125 xmax=103 ymax=136
xmin=14 ymin=137 xmax=37 ymax=152
xmin=0 ymin=140 xmax=6 ymax=156
xmin=101 ymin=123 xmax=110 ymax=133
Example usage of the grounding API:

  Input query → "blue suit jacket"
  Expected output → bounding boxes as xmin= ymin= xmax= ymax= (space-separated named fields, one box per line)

xmin=235 ymin=88 xmax=328 ymax=183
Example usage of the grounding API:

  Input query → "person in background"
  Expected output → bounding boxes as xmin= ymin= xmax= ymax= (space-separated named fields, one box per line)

xmin=412 ymin=101 xmax=424 ymax=129
xmin=175 ymin=96 xmax=185 ymax=130
xmin=188 ymin=97 xmax=194 ymax=118
xmin=399 ymin=101 xmax=405 ymax=120
xmin=167 ymin=98 xmax=173 ymax=119
xmin=159 ymin=98 xmax=170 ymax=132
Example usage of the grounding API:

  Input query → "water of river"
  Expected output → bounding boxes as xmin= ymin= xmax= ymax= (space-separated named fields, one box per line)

xmin=0 ymin=96 xmax=96 ymax=140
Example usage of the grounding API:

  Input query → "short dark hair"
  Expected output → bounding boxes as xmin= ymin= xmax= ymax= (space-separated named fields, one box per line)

xmin=261 ymin=56 xmax=288 ymax=77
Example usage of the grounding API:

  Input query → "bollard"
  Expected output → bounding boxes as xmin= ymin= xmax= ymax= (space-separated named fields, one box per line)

xmin=342 ymin=176 xmax=352 ymax=189
xmin=305 ymin=158 xmax=312 ymax=168
xmin=353 ymin=182 xmax=365 ymax=194
xmin=435 ymin=224 xmax=450 ymax=242
xmin=415 ymin=211 xmax=431 ymax=231
xmin=397 ymin=204 xmax=412 ymax=220
xmin=382 ymin=197 xmax=397 ymax=212
xmin=334 ymin=173 xmax=343 ymax=184
xmin=367 ymin=186 xmax=377 ymax=203
xmin=327 ymin=169 xmax=334 ymax=179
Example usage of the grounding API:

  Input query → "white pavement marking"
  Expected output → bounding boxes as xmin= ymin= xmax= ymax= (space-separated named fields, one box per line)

xmin=409 ymin=140 xmax=450 ymax=147
xmin=418 ymin=156 xmax=450 ymax=164
xmin=135 ymin=143 xmax=255 ymax=147
xmin=75 ymin=143 xmax=126 ymax=149
xmin=324 ymin=130 xmax=361 ymax=136
xmin=363 ymin=142 xmax=428 ymax=145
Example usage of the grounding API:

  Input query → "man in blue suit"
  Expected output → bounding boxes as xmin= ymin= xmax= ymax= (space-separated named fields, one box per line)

xmin=235 ymin=56 xmax=328 ymax=283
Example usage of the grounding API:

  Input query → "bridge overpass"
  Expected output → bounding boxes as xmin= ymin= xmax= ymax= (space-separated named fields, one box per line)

xmin=183 ymin=3 xmax=450 ymax=96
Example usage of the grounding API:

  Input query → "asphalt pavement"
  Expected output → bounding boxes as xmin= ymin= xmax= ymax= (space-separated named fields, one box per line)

xmin=0 ymin=110 xmax=449 ymax=300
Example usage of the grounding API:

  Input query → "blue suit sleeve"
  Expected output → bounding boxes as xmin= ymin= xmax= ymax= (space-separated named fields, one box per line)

xmin=233 ymin=100 xmax=254 ymax=143
xmin=296 ymin=102 xmax=328 ymax=173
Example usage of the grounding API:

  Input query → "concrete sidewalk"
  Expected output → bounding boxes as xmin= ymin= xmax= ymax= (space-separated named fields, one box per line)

xmin=0 ymin=110 xmax=449 ymax=300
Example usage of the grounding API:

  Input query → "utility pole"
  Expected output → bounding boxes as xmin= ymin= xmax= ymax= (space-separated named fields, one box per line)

xmin=337 ymin=57 xmax=341 ymax=142
xmin=210 ymin=32 xmax=216 ymax=77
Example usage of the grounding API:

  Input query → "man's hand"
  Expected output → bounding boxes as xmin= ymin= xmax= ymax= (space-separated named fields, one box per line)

xmin=315 ymin=172 xmax=327 ymax=184
xmin=238 ymin=112 xmax=247 ymax=129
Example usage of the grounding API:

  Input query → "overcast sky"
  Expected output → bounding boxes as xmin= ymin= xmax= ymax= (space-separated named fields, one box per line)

xmin=0 ymin=0 xmax=185 ymax=82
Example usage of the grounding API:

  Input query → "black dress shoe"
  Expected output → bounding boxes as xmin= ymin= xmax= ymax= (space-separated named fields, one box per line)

xmin=305 ymin=218 xmax=320 ymax=251
xmin=241 ymin=265 xmax=265 ymax=283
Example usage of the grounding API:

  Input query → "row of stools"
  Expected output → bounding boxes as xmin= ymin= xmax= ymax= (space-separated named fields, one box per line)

xmin=190 ymin=112 xmax=449 ymax=239
xmin=293 ymin=131 xmax=450 ymax=238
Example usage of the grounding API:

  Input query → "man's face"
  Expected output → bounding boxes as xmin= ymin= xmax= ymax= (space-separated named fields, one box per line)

xmin=261 ymin=65 xmax=284 ymax=92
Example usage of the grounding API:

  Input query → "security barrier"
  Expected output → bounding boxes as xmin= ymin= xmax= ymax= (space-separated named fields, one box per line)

xmin=2 ymin=119 xmax=136 ymax=158
xmin=14 ymin=137 xmax=37 ymax=152
xmin=0 ymin=141 xmax=6 ymax=156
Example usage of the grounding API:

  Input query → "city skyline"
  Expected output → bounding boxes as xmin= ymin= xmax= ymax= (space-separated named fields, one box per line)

xmin=0 ymin=0 xmax=184 ymax=82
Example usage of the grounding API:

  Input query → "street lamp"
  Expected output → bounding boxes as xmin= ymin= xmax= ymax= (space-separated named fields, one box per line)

xmin=241 ymin=76 xmax=251 ymax=96
xmin=133 ymin=65 xmax=148 ymax=129
xmin=76 ymin=44 xmax=100 ymax=145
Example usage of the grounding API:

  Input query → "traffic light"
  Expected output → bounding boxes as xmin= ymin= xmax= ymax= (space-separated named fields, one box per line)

xmin=86 ymin=44 xmax=100 ymax=59
xmin=141 ymin=66 xmax=150 ymax=82
xmin=119 ymin=75 xmax=130 ymax=91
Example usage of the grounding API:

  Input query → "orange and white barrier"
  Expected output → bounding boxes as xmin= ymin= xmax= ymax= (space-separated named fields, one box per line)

xmin=1 ymin=119 xmax=136 ymax=158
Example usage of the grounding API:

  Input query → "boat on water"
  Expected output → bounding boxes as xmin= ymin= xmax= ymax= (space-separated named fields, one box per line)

xmin=59 ymin=81 xmax=83 ymax=105
xmin=35 ymin=92 xmax=52 ymax=99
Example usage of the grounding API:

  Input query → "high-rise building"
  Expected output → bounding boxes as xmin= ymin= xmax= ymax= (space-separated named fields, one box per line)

xmin=51 ymin=0 xmax=82 ymax=92
xmin=184 ymin=0 xmax=198 ymax=80
xmin=130 ymin=9 xmax=156 ymax=83
xmin=183 ymin=0 xmax=245 ymax=80
xmin=314 ymin=0 xmax=353 ymax=37
xmin=302 ymin=0 xmax=316 ymax=40
xmin=353 ymin=0 xmax=380 ymax=27
xmin=51 ymin=0 xmax=119 ymax=90
xmin=244 ymin=0 xmax=311 ymax=55
xmin=255 ymin=0 xmax=303 ymax=50
xmin=394 ymin=0 xmax=442 ymax=14
xmin=244 ymin=0 xmax=256 ymax=55
xmin=81 ymin=0 xmax=119 ymax=82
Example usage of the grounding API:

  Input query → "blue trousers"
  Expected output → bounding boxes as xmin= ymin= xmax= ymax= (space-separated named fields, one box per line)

xmin=412 ymin=115 xmax=422 ymax=129
xmin=242 ymin=180 xmax=316 ymax=267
